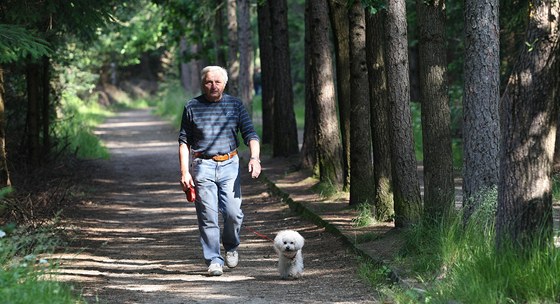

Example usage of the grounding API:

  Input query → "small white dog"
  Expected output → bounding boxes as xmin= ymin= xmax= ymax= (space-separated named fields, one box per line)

xmin=273 ymin=230 xmax=305 ymax=279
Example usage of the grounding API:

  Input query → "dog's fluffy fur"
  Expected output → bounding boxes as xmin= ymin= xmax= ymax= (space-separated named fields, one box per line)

xmin=273 ymin=230 xmax=305 ymax=279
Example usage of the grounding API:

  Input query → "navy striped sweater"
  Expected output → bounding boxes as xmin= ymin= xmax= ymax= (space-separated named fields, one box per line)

xmin=178 ymin=94 xmax=259 ymax=156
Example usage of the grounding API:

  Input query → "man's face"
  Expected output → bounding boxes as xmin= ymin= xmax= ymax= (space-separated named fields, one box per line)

xmin=202 ymin=71 xmax=226 ymax=102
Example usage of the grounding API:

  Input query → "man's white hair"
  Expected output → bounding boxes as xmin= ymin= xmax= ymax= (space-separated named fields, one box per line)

xmin=201 ymin=66 xmax=229 ymax=84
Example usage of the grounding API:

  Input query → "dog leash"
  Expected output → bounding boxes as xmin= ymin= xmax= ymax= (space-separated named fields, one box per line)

xmin=190 ymin=200 xmax=275 ymax=243
xmin=244 ymin=225 xmax=274 ymax=242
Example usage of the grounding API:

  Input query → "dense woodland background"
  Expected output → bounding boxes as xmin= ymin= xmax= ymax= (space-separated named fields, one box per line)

xmin=1 ymin=0 xmax=559 ymax=258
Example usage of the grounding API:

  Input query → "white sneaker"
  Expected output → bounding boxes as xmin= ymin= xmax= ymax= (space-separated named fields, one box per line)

xmin=225 ymin=251 xmax=238 ymax=268
xmin=207 ymin=263 xmax=223 ymax=276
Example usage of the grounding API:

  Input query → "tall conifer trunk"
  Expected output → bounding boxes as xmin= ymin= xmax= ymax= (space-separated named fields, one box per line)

xmin=26 ymin=62 xmax=41 ymax=166
xmin=496 ymin=0 xmax=559 ymax=250
xmin=269 ymin=0 xmax=299 ymax=157
xmin=327 ymin=0 xmax=351 ymax=190
xmin=257 ymin=1 xmax=275 ymax=145
xmin=0 ymin=66 xmax=11 ymax=188
xmin=462 ymin=0 xmax=500 ymax=220
xmin=384 ymin=0 xmax=422 ymax=227
xmin=308 ymin=0 xmax=343 ymax=187
xmin=348 ymin=1 xmax=374 ymax=206
xmin=416 ymin=0 xmax=454 ymax=218
xmin=227 ymin=0 xmax=239 ymax=96
xmin=366 ymin=9 xmax=394 ymax=221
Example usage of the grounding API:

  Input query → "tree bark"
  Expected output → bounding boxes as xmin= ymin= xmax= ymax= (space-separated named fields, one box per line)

xmin=190 ymin=44 xmax=202 ymax=94
xmin=238 ymin=0 xmax=254 ymax=113
xmin=416 ymin=0 xmax=455 ymax=218
xmin=180 ymin=37 xmax=193 ymax=93
xmin=462 ymin=0 xmax=500 ymax=220
xmin=300 ymin=0 xmax=317 ymax=170
xmin=26 ymin=62 xmax=41 ymax=166
xmin=226 ymin=0 xmax=239 ymax=96
xmin=257 ymin=1 xmax=274 ymax=145
xmin=348 ymin=1 xmax=374 ymax=206
xmin=41 ymin=56 xmax=51 ymax=156
xmin=366 ymin=9 xmax=394 ymax=221
xmin=554 ymin=114 xmax=560 ymax=171
xmin=308 ymin=0 xmax=343 ymax=187
xmin=496 ymin=0 xmax=559 ymax=250
xmin=384 ymin=0 xmax=422 ymax=227
xmin=214 ymin=0 xmax=227 ymax=67
xmin=0 ymin=66 xmax=11 ymax=188
xmin=269 ymin=0 xmax=299 ymax=157
xmin=327 ymin=0 xmax=351 ymax=191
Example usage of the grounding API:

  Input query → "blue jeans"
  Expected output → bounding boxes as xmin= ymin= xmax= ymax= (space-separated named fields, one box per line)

xmin=192 ymin=155 xmax=243 ymax=266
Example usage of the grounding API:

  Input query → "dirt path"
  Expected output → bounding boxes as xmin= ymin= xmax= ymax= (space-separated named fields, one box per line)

xmin=55 ymin=108 xmax=379 ymax=304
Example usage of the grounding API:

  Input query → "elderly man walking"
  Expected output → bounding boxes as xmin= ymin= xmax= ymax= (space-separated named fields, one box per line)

xmin=178 ymin=66 xmax=261 ymax=276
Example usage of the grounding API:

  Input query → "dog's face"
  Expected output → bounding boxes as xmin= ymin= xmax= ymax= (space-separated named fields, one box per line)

xmin=274 ymin=230 xmax=305 ymax=253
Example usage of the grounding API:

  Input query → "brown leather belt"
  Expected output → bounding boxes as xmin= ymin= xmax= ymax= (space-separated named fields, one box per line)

xmin=193 ymin=150 xmax=238 ymax=162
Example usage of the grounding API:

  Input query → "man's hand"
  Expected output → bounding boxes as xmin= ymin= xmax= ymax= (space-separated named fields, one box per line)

xmin=180 ymin=172 xmax=195 ymax=192
xmin=248 ymin=158 xmax=261 ymax=179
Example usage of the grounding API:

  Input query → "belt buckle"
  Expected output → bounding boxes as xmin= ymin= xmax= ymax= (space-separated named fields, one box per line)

xmin=212 ymin=154 xmax=227 ymax=162
xmin=213 ymin=150 xmax=235 ymax=162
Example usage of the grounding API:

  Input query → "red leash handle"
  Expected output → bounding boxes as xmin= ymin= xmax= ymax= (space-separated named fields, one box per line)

xmin=185 ymin=187 xmax=196 ymax=202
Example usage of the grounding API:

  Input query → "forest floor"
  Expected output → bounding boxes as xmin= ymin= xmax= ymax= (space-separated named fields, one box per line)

xmin=51 ymin=108 xmax=384 ymax=304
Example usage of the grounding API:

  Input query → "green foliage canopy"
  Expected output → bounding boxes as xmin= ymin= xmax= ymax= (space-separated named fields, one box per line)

xmin=0 ymin=24 xmax=51 ymax=63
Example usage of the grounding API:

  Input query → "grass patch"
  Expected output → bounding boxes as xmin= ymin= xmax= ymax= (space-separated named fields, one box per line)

xmin=311 ymin=179 xmax=339 ymax=198
xmin=358 ymin=258 xmax=394 ymax=287
xmin=352 ymin=203 xmax=375 ymax=227
xmin=54 ymin=92 xmax=111 ymax=159
xmin=362 ymin=188 xmax=560 ymax=303
xmin=0 ymin=224 xmax=85 ymax=303
xmin=153 ymin=80 xmax=190 ymax=129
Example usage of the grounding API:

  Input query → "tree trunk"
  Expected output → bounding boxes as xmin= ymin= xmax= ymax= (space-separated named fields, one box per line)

xmin=41 ymin=56 xmax=51 ymax=156
xmin=193 ymin=45 xmax=203 ymax=94
xmin=416 ymin=0 xmax=455 ymax=218
xmin=308 ymin=0 xmax=343 ymax=187
xmin=257 ymin=1 xmax=275 ymax=145
xmin=26 ymin=62 xmax=41 ymax=166
xmin=300 ymin=0 xmax=317 ymax=170
xmin=496 ymin=0 xmax=559 ymax=250
xmin=348 ymin=1 xmax=374 ymax=206
xmin=238 ymin=0 xmax=254 ymax=114
xmin=554 ymin=114 xmax=560 ymax=171
xmin=214 ymin=0 xmax=227 ymax=67
xmin=462 ymin=0 xmax=500 ymax=220
xmin=366 ymin=9 xmax=394 ymax=221
xmin=0 ymin=66 xmax=11 ymax=188
xmin=180 ymin=37 xmax=193 ymax=94
xmin=327 ymin=0 xmax=351 ymax=191
xmin=269 ymin=0 xmax=299 ymax=157
xmin=227 ymin=0 xmax=239 ymax=96
xmin=385 ymin=0 xmax=422 ymax=227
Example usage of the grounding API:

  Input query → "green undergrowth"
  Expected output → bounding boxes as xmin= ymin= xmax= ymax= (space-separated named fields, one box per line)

xmin=352 ymin=202 xmax=376 ymax=227
xmin=311 ymin=178 xmax=340 ymax=198
xmin=0 ymin=222 xmax=85 ymax=304
xmin=153 ymin=80 xmax=190 ymax=129
xmin=55 ymin=92 xmax=111 ymax=159
xmin=361 ymin=190 xmax=560 ymax=303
